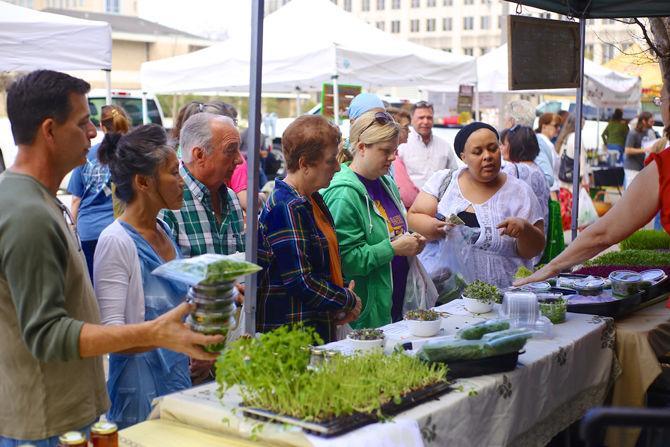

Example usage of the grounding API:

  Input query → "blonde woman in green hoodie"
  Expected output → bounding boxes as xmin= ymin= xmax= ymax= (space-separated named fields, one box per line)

xmin=322 ymin=111 xmax=427 ymax=329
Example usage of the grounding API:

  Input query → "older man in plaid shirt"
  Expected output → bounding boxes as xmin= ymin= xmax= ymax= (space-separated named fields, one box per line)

xmin=161 ymin=113 xmax=245 ymax=257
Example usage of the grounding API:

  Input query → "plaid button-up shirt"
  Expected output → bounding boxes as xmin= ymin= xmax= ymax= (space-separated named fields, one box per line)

xmin=161 ymin=164 xmax=245 ymax=258
xmin=256 ymin=179 xmax=356 ymax=343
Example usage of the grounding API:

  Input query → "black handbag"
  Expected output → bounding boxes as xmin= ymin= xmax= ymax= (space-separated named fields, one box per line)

xmin=558 ymin=151 xmax=574 ymax=183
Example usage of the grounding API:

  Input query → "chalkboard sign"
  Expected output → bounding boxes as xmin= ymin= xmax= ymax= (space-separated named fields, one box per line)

xmin=508 ymin=15 xmax=580 ymax=90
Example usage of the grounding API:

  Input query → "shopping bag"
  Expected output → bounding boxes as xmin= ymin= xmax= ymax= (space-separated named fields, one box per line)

xmin=402 ymin=256 xmax=439 ymax=314
xmin=577 ymin=187 xmax=598 ymax=228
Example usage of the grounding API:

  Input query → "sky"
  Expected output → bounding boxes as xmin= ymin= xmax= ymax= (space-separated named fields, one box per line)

xmin=138 ymin=0 xmax=252 ymax=40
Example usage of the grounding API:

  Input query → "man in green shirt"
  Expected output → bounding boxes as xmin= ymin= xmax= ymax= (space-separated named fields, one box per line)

xmin=0 ymin=70 xmax=222 ymax=445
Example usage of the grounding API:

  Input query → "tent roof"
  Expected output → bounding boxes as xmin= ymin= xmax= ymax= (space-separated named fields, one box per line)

xmin=140 ymin=0 xmax=476 ymax=94
xmin=0 ymin=1 xmax=111 ymax=71
xmin=425 ymin=44 xmax=641 ymax=109
xmin=505 ymin=0 xmax=670 ymax=18
xmin=604 ymin=44 xmax=662 ymax=93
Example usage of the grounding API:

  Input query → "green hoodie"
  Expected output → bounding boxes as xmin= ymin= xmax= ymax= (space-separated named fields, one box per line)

xmin=322 ymin=163 xmax=406 ymax=329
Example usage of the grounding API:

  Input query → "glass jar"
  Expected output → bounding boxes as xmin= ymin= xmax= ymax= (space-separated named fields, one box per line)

xmin=90 ymin=421 xmax=118 ymax=447
xmin=58 ymin=431 xmax=87 ymax=447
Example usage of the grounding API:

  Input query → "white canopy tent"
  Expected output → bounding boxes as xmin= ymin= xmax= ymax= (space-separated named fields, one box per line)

xmin=0 ymin=1 xmax=112 ymax=101
xmin=426 ymin=44 xmax=641 ymax=110
xmin=140 ymin=0 xmax=476 ymax=100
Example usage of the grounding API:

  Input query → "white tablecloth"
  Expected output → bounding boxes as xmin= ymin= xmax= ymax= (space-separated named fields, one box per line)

xmin=145 ymin=300 xmax=616 ymax=447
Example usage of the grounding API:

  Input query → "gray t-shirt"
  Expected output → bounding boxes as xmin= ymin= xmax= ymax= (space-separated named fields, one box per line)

xmin=624 ymin=129 xmax=653 ymax=171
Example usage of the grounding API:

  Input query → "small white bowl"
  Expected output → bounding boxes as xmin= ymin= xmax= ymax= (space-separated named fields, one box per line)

xmin=462 ymin=296 xmax=493 ymax=314
xmin=406 ymin=318 xmax=442 ymax=337
xmin=346 ymin=336 xmax=384 ymax=352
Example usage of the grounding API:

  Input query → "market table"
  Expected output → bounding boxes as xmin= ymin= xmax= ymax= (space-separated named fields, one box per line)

xmin=605 ymin=295 xmax=670 ymax=447
xmin=119 ymin=300 xmax=616 ymax=447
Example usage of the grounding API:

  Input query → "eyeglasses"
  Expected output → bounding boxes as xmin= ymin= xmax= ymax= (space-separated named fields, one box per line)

xmin=55 ymin=198 xmax=82 ymax=252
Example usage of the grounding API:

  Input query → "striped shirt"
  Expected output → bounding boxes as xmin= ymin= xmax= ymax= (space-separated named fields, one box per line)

xmin=160 ymin=164 xmax=245 ymax=257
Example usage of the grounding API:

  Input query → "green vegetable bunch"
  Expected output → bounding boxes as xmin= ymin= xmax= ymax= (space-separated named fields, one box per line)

xmin=620 ymin=230 xmax=670 ymax=251
xmin=584 ymin=249 xmax=670 ymax=267
xmin=404 ymin=309 xmax=440 ymax=321
xmin=463 ymin=280 xmax=502 ymax=304
xmin=348 ymin=328 xmax=384 ymax=340
xmin=201 ymin=259 xmax=262 ymax=285
xmin=216 ymin=326 xmax=447 ymax=422
xmin=514 ymin=266 xmax=534 ymax=279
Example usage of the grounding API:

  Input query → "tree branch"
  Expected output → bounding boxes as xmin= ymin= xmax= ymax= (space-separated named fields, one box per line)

xmin=634 ymin=17 xmax=663 ymax=59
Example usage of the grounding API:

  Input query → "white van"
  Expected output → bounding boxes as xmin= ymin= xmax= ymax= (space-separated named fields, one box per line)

xmin=87 ymin=89 xmax=166 ymax=129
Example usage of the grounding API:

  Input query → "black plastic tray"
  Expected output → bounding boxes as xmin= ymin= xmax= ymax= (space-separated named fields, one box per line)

xmin=241 ymin=381 xmax=451 ymax=438
xmin=445 ymin=350 xmax=522 ymax=380
xmin=565 ymin=290 xmax=643 ymax=318
xmin=641 ymin=276 xmax=670 ymax=303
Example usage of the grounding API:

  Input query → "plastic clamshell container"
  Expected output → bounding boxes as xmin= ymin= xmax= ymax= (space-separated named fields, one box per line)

xmin=609 ymin=271 xmax=643 ymax=297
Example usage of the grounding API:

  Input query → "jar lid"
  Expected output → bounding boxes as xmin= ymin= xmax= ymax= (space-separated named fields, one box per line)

xmin=522 ymin=282 xmax=551 ymax=292
xmin=609 ymin=270 xmax=642 ymax=283
xmin=58 ymin=431 xmax=86 ymax=445
xmin=641 ymin=269 xmax=665 ymax=283
xmin=91 ymin=421 xmax=118 ymax=435
xmin=573 ymin=277 xmax=605 ymax=290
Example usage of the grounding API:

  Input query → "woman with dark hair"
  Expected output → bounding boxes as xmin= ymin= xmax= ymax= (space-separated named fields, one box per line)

xmin=624 ymin=111 xmax=655 ymax=188
xmin=93 ymin=124 xmax=190 ymax=428
xmin=408 ymin=122 xmax=545 ymax=288
xmin=501 ymin=126 xmax=549 ymax=223
xmin=257 ymin=115 xmax=362 ymax=343
xmin=601 ymin=108 xmax=629 ymax=163
xmin=408 ymin=122 xmax=545 ymax=287
xmin=67 ymin=104 xmax=131 ymax=279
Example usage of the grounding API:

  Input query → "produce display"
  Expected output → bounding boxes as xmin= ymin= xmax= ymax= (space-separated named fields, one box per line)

xmin=457 ymin=320 xmax=510 ymax=340
xmin=514 ymin=266 xmax=534 ymax=279
xmin=405 ymin=309 xmax=440 ymax=321
xmin=620 ymin=230 xmax=670 ymax=251
xmin=417 ymin=327 xmax=531 ymax=363
xmin=609 ymin=270 xmax=644 ymax=297
xmin=152 ymin=253 xmax=261 ymax=286
xmin=584 ymin=249 xmax=670 ymax=268
xmin=463 ymin=280 xmax=502 ymax=304
xmin=216 ymin=326 xmax=447 ymax=423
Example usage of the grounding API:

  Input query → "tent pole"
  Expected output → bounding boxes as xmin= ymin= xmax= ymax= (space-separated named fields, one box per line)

xmin=244 ymin=0 xmax=264 ymax=335
xmin=474 ymin=81 xmax=480 ymax=121
xmin=141 ymin=91 xmax=149 ymax=125
xmin=296 ymin=86 xmax=302 ymax=116
xmin=104 ymin=69 xmax=112 ymax=105
xmin=332 ymin=74 xmax=340 ymax=125
xmin=596 ymin=106 xmax=601 ymax=155
xmin=571 ymin=17 xmax=587 ymax=242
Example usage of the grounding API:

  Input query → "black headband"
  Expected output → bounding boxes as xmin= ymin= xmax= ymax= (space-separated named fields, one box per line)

xmin=454 ymin=122 xmax=499 ymax=158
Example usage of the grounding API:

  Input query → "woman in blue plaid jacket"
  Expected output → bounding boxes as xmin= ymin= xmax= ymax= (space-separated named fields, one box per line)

xmin=257 ymin=115 xmax=362 ymax=343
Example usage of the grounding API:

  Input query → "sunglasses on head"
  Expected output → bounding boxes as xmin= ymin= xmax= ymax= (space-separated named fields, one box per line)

xmin=361 ymin=111 xmax=396 ymax=135
xmin=414 ymin=101 xmax=433 ymax=108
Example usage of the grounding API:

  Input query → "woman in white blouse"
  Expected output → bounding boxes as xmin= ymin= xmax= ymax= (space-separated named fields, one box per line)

xmin=408 ymin=122 xmax=545 ymax=289
xmin=93 ymin=124 xmax=188 ymax=429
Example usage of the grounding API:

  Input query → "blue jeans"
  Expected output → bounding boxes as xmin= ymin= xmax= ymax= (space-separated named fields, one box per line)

xmin=0 ymin=425 xmax=91 ymax=447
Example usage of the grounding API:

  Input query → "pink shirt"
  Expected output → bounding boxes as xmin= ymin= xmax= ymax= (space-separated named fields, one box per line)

xmin=229 ymin=157 xmax=248 ymax=193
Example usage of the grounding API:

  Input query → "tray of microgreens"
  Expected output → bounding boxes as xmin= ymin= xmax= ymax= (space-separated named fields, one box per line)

xmin=216 ymin=325 xmax=449 ymax=437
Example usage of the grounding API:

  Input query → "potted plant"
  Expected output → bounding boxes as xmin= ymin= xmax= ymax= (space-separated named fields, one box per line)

xmin=462 ymin=280 xmax=501 ymax=314
xmin=346 ymin=328 xmax=385 ymax=352
xmin=404 ymin=309 xmax=442 ymax=337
